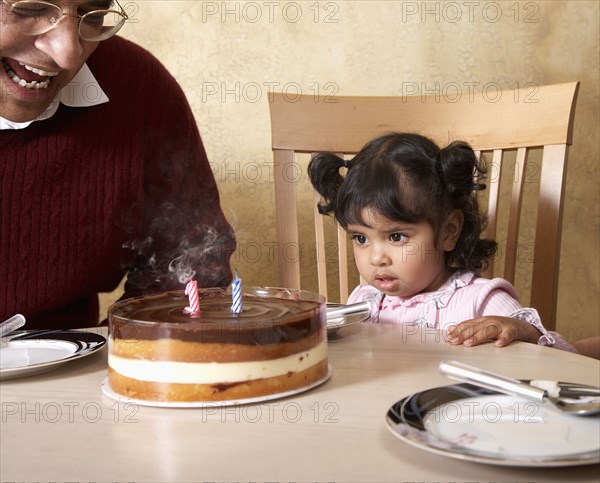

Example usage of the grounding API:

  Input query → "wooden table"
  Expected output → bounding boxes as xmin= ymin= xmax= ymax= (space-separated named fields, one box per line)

xmin=1 ymin=324 xmax=599 ymax=482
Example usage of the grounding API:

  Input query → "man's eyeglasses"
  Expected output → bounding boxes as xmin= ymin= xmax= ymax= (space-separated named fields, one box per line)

xmin=1 ymin=0 xmax=129 ymax=41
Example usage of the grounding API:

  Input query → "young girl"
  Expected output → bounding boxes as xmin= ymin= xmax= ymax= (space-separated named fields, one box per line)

xmin=308 ymin=132 xmax=574 ymax=351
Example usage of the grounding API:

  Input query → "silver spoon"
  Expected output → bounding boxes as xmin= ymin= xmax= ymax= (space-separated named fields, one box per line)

xmin=439 ymin=360 xmax=600 ymax=416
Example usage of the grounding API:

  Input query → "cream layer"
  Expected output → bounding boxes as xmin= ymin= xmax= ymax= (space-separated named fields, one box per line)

xmin=108 ymin=339 xmax=327 ymax=384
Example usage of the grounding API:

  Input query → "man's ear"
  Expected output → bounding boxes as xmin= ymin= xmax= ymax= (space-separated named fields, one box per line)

xmin=442 ymin=210 xmax=464 ymax=251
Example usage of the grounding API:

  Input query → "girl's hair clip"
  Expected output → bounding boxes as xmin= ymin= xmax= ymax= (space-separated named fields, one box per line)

xmin=344 ymin=158 xmax=351 ymax=168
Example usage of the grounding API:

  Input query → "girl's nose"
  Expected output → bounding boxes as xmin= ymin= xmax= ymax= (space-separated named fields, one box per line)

xmin=369 ymin=245 xmax=392 ymax=266
xmin=33 ymin=18 xmax=84 ymax=71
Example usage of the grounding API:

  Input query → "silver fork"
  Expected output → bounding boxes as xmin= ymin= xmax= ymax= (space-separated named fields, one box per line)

xmin=439 ymin=360 xmax=600 ymax=416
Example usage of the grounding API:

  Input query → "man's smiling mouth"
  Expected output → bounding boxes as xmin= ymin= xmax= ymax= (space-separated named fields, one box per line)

xmin=2 ymin=60 xmax=59 ymax=90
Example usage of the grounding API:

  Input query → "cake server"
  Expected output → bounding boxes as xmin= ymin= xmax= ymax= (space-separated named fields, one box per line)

xmin=0 ymin=314 xmax=26 ymax=349
xmin=0 ymin=314 xmax=26 ymax=339
xmin=326 ymin=301 xmax=372 ymax=319
xmin=439 ymin=360 xmax=600 ymax=416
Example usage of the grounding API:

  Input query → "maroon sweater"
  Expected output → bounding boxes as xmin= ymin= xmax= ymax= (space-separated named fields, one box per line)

xmin=0 ymin=37 xmax=235 ymax=330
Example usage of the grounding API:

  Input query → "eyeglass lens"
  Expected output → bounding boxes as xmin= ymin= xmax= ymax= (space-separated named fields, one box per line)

xmin=6 ymin=1 xmax=126 ymax=40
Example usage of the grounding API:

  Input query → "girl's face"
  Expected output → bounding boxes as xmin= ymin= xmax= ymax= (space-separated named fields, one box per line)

xmin=347 ymin=208 xmax=461 ymax=298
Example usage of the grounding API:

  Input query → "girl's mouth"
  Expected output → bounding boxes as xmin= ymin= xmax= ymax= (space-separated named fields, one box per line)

xmin=374 ymin=274 xmax=398 ymax=291
xmin=2 ymin=60 xmax=58 ymax=90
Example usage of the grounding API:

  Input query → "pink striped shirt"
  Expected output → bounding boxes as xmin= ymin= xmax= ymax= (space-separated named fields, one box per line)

xmin=347 ymin=271 xmax=575 ymax=352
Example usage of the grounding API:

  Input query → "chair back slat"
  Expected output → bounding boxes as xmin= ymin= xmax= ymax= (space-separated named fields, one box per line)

xmin=273 ymin=149 xmax=301 ymax=288
xmin=482 ymin=149 xmax=503 ymax=278
xmin=504 ymin=147 xmax=529 ymax=285
xmin=337 ymin=224 xmax=349 ymax=303
xmin=313 ymin=190 xmax=328 ymax=299
xmin=531 ymin=143 xmax=570 ymax=329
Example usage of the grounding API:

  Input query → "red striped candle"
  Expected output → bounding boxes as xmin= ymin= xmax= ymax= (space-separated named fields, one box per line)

xmin=183 ymin=280 xmax=200 ymax=316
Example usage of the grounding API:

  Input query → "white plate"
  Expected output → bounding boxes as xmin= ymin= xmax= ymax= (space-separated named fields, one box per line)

xmin=386 ymin=382 xmax=600 ymax=467
xmin=0 ymin=330 xmax=106 ymax=380
xmin=101 ymin=365 xmax=332 ymax=408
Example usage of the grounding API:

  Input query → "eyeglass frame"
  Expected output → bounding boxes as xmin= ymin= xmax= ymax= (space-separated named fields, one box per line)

xmin=1 ymin=0 xmax=129 ymax=41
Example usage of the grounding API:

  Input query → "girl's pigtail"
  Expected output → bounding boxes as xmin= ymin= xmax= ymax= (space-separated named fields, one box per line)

xmin=439 ymin=141 xmax=497 ymax=272
xmin=308 ymin=153 xmax=347 ymax=215
xmin=438 ymin=141 xmax=486 ymax=200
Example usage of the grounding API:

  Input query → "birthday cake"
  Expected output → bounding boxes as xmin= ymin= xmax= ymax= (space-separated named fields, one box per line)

xmin=107 ymin=287 xmax=328 ymax=402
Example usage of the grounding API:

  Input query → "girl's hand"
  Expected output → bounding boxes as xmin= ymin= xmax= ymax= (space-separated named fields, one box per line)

xmin=446 ymin=316 xmax=542 ymax=348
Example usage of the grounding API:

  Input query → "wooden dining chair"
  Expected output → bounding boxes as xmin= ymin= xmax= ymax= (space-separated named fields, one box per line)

xmin=269 ymin=81 xmax=579 ymax=331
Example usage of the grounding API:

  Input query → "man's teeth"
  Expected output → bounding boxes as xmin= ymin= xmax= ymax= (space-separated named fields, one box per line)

xmin=19 ymin=61 xmax=59 ymax=77
xmin=2 ymin=62 xmax=52 ymax=90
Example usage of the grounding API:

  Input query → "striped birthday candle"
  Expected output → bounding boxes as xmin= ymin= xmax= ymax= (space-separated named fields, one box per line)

xmin=184 ymin=279 xmax=200 ymax=316
xmin=230 ymin=271 xmax=242 ymax=314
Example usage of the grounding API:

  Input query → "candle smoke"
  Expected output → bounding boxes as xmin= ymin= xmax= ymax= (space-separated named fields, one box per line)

xmin=120 ymin=198 xmax=235 ymax=292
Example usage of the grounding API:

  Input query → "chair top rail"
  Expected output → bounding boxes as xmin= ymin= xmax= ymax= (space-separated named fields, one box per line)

xmin=270 ymin=82 xmax=579 ymax=153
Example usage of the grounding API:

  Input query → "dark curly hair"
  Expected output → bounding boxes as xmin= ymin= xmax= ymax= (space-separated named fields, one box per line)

xmin=307 ymin=132 xmax=497 ymax=273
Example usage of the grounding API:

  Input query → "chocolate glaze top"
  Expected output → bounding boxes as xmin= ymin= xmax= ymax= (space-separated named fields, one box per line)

xmin=109 ymin=289 xmax=325 ymax=345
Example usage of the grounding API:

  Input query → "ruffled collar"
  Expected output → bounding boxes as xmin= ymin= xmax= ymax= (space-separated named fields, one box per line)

xmin=380 ymin=271 xmax=477 ymax=310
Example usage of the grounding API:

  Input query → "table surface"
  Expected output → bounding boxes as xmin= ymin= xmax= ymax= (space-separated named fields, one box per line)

xmin=1 ymin=323 xmax=599 ymax=482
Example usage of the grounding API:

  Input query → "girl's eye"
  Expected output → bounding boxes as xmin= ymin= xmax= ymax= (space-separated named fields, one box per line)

xmin=390 ymin=233 xmax=406 ymax=243
xmin=352 ymin=234 xmax=367 ymax=245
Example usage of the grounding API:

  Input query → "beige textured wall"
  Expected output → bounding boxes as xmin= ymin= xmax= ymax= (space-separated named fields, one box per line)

xmin=101 ymin=0 xmax=599 ymax=341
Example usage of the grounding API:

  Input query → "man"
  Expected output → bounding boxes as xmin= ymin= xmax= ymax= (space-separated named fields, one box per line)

xmin=0 ymin=0 xmax=235 ymax=329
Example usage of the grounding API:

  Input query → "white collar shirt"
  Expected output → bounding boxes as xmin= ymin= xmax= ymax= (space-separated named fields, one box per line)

xmin=0 ymin=63 xmax=108 ymax=130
